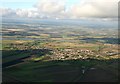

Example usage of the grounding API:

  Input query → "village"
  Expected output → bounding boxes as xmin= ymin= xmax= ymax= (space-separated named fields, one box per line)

xmin=48 ymin=48 xmax=119 ymax=61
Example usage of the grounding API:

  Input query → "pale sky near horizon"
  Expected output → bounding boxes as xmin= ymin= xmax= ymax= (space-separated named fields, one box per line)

xmin=0 ymin=0 xmax=119 ymax=20
xmin=1 ymin=0 xmax=80 ymax=9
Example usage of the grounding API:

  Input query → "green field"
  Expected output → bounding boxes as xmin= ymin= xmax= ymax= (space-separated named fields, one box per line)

xmin=2 ymin=20 xmax=119 ymax=82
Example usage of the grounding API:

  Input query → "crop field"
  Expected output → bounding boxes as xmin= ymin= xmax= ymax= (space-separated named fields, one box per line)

xmin=2 ymin=18 xmax=119 ymax=83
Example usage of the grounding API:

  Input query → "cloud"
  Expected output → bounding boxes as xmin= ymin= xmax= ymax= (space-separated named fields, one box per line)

xmin=34 ymin=0 xmax=67 ymax=19
xmin=31 ymin=0 xmax=119 ymax=19
xmin=1 ymin=0 xmax=119 ymax=20
xmin=16 ymin=9 xmax=39 ymax=18
xmin=35 ymin=0 xmax=65 ymax=13
xmin=0 ymin=7 xmax=40 ymax=18
xmin=0 ymin=8 xmax=16 ymax=17
xmin=69 ymin=0 xmax=118 ymax=19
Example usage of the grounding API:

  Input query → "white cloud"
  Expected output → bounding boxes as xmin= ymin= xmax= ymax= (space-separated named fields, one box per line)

xmin=1 ymin=0 xmax=119 ymax=20
xmin=35 ymin=0 xmax=65 ymax=13
xmin=16 ymin=9 xmax=39 ymax=18
xmin=0 ymin=7 xmax=40 ymax=18
xmin=70 ymin=0 xmax=118 ymax=19
xmin=0 ymin=8 xmax=16 ymax=17
xmin=34 ymin=0 xmax=67 ymax=19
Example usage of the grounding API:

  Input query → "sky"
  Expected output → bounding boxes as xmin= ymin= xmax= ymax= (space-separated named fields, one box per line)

xmin=0 ymin=0 xmax=119 ymax=20
xmin=1 ymin=0 xmax=80 ymax=9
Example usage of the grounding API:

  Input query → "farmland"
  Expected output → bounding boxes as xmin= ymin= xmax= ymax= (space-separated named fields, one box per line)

xmin=2 ymin=18 xmax=119 ymax=82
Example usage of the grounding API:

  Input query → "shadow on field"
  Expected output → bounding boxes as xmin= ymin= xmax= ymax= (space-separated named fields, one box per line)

xmin=2 ymin=49 xmax=52 ymax=68
xmin=2 ymin=49 xmax=119 ymax=83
